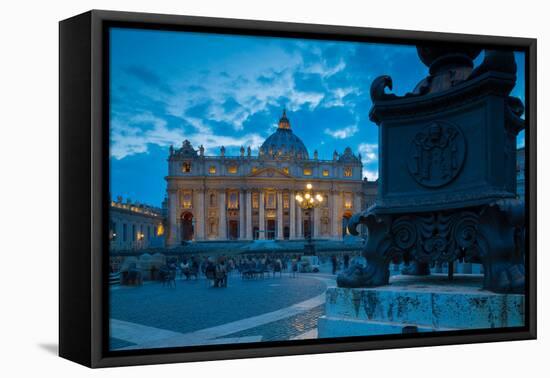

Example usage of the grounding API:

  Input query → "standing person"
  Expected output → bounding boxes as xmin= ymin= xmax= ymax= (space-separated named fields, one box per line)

xmin=291 ymin=255 xmax=298 ymax=278
xmin=331 ymin=254 xmax=338 ymax=275
xmin=215 ymin=258 xmax=227 ymax=288
xmin=344 ymin=254 xmax=350 ymax=269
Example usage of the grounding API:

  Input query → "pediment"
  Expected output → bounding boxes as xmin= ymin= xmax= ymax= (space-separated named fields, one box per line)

xmin=248 ymin=167 xmax=292 ymax=178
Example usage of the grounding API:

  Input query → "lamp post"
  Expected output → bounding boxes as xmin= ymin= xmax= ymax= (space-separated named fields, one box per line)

xmin=295 ymin=183 xmax=323 ymax=255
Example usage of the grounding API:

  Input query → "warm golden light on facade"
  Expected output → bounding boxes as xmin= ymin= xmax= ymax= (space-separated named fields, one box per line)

xmin=209 ymin=166 xmax=216 ymax=174
xmin=157 ymin=223 xmax=164 ymax=236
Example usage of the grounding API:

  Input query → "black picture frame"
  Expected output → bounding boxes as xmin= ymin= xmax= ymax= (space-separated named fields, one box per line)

xmin=59 ymin=9 xmax=537 ymax=368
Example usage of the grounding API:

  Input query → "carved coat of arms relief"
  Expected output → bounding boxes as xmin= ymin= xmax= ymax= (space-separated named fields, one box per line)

xmin=407 ymin=121 xmax=466 ymax=188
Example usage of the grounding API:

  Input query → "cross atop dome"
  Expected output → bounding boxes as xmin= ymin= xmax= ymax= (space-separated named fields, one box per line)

xmin=278 ymin=108 xmax=291 ymax=129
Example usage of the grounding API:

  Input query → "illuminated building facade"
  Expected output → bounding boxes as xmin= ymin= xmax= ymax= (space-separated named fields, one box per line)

xmin=109 ymin=196 xmax=165 ymax=251
xmin=165 ymin=110 xmax=373 ymax=246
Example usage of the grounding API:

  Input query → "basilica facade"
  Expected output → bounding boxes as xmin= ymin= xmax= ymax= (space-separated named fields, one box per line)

xmin=165 ymin=110 xmax=374 ymax=247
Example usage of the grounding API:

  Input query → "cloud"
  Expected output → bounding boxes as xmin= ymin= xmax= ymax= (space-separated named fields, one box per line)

xmin=362 ymin=168 xmax=379 ymax=181
xmin=324 ymin=125 xmax=359 ymax=139
xmin=322 ymin=87 xmax=359 ymax=108
xmin=110 ymin=111 xmax=265 ymax=159
xmin=165 ymin=56 xmax=326 ymax=131
xmin=123 ymin=66 xmax=174 ymax=94
xmin=109 ymin=35 xmax=413 ymax=162
xmin=358 ymin=143 xmax=378 ymax=164
xmin=358 ymin=143 xmax=379 ymax=180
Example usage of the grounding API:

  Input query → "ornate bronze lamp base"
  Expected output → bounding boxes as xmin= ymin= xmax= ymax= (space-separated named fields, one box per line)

xmin=338 ymin=200 xmax=525 ymax=294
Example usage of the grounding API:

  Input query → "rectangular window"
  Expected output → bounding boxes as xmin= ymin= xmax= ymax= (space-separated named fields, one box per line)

xmin=283 ymin=193 xmax=290 ymax=209
xmin=303 ymin=168 xmax=312 ymax=176
xmin=228 ymin=192 xmax=239 ymax=209
xmin=344 ymin=166 xmax=353 ymax=177
xmin=209 ymin=193 xmax=216 ymax=207
xmin=228 ymin=165 xmax=238 ymax=174
xmin=209 ymin=166 xmax=216 ymax=174
xmin=283 ymin=167 xmax=289 ymax=174
xmin=322 ymin=169 xmax=329 ymax=177
xmin=182 ymin=162 xmax=191 ymax=173
xmin=111 ymin=222 xmax=117 ymax=240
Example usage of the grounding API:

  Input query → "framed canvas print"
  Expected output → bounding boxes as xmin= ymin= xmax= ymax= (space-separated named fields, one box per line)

xmin=59 ymin=10 xmax=536 ymax=368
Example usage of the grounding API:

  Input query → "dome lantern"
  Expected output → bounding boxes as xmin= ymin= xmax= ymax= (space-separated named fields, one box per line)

xmin=278 ymin=108 xmax=291 ymax=129
xmin=260 ymin=109 xmax=309 ymax=160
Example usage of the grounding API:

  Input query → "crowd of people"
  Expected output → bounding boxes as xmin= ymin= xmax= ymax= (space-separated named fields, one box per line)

xmin=114 ymin=252 xmax=359 ymax=288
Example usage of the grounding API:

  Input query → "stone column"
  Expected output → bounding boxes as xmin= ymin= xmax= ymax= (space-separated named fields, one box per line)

xmin=297 ymin=205 xmax=303 ymax=238
xmin=167 ymin=189 xmax=179 ymax=246
xmin=239 ymin=190 xmax=246 ymax=240
xmin=246 ymin=190 xmax=253 ymax=240
xmin=313 ymin=205 xmax=321 ymax=238
xmin=289 ymin=191 xmax=296 ymax=239
xmin=258 ymin=191 xmax=265 ymax=239
xmin=331 ymin=191 xmax=341 ymax=240
xmin=196 ymin=189 xmax=205 ymax=240
xmin=276 ymin=191 xmax=283 ymax=240
xmin=218 ymin=190 xmax=227 ymax=240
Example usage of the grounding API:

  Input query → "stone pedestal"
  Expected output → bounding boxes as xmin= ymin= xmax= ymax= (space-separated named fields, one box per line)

xmin=318 ymin=274 xmax=524 ymax=338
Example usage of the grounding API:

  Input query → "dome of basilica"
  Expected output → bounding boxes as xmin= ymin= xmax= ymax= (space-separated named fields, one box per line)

xmin=259 ymin=110 xmax=309 ymax=160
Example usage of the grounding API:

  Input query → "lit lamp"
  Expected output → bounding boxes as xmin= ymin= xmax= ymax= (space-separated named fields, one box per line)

xmin=295 ymin=182 xmax=322 ymax=255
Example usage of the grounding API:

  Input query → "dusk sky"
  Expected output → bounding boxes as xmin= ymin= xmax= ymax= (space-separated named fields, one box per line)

xmin=109 ymin=27 xmax=525 ymax=207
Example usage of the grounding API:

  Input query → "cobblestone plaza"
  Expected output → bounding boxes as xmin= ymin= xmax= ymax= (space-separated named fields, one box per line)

xmin=110 ymin=268 xmax=336 ymax=350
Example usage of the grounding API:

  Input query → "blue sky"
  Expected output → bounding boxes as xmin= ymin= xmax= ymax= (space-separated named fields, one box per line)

xmin=109 ymin=28 xmax=525 ymax=207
